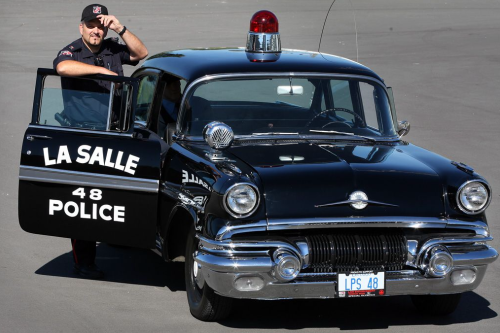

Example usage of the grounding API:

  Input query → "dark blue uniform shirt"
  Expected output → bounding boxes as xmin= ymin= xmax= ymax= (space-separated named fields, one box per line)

xmin=53 ymin=38 xmax=138 ymax=125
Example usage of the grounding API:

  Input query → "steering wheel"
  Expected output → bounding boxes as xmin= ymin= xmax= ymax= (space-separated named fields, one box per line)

xmin=306 ymin=108 xmax=366 ymax=127
xmin=321 ymin=121 xmax=352 ymax=129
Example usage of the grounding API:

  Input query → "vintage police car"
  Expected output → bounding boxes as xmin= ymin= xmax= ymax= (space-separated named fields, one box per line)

xmin=19 ymin=11 xmax=498 ymax=321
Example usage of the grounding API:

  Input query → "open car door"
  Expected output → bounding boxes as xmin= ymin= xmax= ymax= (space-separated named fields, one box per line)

xmin=19 ymin=69 xmax=160 ymax=248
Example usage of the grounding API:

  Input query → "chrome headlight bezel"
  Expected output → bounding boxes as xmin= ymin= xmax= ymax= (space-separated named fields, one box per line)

xmin=456 ymin=180 xmax=492 ymax=215
xmin=223 ymin=183 xmax=260 ymax=218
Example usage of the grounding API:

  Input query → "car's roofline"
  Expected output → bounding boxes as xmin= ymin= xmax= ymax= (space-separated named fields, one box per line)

xmin=140 ymin=48 xmax=384 ymax=83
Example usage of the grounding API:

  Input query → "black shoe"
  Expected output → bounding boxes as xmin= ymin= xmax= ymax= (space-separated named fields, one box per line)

xmin=74 ymin=264 xmax=105 ymax=280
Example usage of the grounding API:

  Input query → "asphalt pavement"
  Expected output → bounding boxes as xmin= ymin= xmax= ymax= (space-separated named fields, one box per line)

xmin=1 ymin=0 xmax=499 ymax=332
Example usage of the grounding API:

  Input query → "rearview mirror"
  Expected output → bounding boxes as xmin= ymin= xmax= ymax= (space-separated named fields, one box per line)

xmin=277 ymin=85 xmax=303 ymax=95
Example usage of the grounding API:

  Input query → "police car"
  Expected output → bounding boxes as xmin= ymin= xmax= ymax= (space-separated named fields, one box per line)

xmin=19 ymin=11 xmax=498 ymax=321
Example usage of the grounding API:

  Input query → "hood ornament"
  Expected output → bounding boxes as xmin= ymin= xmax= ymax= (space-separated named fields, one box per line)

xmin=349 ymin=191 xmax=368 ymax=210
xmin=315 ymin=191 xmax=398 ymax=210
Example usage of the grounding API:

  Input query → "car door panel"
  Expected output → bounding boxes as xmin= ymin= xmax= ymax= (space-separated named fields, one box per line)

xmin=18 ymin=69 xmax=160 ymax=248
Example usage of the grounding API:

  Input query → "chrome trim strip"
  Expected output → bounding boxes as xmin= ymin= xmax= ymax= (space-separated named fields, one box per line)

xmin=215 ymin=220 xmax=267 ymax=240
xmin=28 ymin=124 xmax=133 ymax=137
xmin=19 ymin=165 xmax=158 ymax=193
xmin=267 ymin=216 xmax=450 ymax=229
xmin=198 ymin=235 xmax=301 ymax=257
xmin=214 ymin=217 xmax=490 ymax=239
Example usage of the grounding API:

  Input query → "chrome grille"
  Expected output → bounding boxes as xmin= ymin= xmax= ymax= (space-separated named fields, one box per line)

xmin=305 ymin=232 xmax=407 ymax=272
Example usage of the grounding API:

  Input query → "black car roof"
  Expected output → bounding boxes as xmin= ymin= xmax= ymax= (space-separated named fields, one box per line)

xmin=141 ymin=48 xmax=384 ymax=83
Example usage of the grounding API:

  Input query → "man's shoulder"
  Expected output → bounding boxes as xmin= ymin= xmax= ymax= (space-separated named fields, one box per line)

xmin=60 ymin=39 xmax=84 ymax=52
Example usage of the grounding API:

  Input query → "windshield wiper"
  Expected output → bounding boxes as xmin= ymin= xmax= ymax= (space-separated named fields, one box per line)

xmin=252 ymin=132 xmax=299 ymax=136
xmin=309 ymin=130 xmax=377 ymax=143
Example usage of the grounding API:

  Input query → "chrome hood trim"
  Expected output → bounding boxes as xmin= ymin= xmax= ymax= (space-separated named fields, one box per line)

xmin=215 ymin=217 xmax=490 ymax=240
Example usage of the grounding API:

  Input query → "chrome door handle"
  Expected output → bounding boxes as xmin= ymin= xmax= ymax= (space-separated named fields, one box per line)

xmin=27 ymin=135 xmax=52 ymax=141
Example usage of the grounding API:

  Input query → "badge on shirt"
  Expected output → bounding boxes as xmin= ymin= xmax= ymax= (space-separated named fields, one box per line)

xmin=59 ymin=50 xmax=73 ymax=57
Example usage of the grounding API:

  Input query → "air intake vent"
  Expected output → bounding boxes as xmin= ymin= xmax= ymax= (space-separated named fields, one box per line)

xmin=306 ymin=232 xmax=407 ymax=272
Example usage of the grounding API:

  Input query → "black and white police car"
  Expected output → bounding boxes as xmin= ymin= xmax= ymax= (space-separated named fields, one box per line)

xmin=19 ymin=11 xmax=498 ymax=321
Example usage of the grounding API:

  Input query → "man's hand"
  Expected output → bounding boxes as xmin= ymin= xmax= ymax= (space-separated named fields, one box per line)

xmin=97 ymin=14 xmax=124 ymax=34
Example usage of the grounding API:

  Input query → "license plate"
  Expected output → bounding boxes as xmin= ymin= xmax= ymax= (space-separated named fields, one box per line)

xmin=337 ymin=271 xmax=385 ymax=298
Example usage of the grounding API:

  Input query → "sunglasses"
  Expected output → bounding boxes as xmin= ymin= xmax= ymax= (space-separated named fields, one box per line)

xmin=94 ymin=56 xmax=104 ymax=67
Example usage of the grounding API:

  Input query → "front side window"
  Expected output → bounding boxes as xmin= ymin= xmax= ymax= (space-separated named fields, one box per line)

xmin=180 ymin=76 xmax=396 ymax=139
xmin=38 ymin=75 xmax=133 ymax=132
xmin=135 ymin=75 xmax=159 ymax=123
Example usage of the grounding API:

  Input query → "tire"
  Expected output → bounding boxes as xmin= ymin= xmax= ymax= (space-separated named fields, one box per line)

xmin=411 ymin=293 xmax=462 ymax=315
xmin=185 ymin=227 xmax=233 ymax=321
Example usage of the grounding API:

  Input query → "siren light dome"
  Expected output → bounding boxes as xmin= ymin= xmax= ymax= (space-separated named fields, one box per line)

xmin=250 ymin=10 xmax=279 ymax=33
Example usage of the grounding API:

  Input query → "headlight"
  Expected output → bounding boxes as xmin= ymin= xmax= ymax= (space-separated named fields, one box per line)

xmin=456 ymin=180 xmax=491 ymax=214
xmin=223 ymin=183 xmax=259 ymax=218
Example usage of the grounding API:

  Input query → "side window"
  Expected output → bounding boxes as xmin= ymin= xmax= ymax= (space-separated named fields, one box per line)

xmin=39 ymin=75 xmax=133 ymax=132
xmin=359 ymin=82 xmax=380 ymax=130
xmin=330 ymin=80 xmax=355 ymax=123
xmin=136 ymin=75 xmax=159 ymax=123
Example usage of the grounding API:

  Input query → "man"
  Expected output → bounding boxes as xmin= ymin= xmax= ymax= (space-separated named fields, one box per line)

xmin=53 ymin=4 xmax=148 ymax=279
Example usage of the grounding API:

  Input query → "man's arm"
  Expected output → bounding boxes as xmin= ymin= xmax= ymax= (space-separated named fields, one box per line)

xmin=98 ymin=15 xmax=148 ymax=62
xmin=56 ymin=60 xmax=118 ymax=77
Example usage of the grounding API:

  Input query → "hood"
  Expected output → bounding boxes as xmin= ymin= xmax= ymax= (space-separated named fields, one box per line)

xmin=228 ymin=142 xmax=445 ymax=219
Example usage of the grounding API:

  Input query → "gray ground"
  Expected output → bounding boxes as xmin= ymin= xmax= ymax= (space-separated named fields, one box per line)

xmin=1 ymin=0 xmax=499 ymax=332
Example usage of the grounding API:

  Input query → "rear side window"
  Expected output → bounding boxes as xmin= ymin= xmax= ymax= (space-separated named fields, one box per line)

xmin=38 ymin=75 xmax=133 ymax=132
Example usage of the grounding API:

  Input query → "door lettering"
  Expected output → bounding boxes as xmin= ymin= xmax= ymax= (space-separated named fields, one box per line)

xmin=43 ymin=145 xmax=140 ymax=175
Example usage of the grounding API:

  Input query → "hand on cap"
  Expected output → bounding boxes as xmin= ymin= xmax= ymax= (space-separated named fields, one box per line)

xmin=97 ymin=15 xmax=123 ymax=34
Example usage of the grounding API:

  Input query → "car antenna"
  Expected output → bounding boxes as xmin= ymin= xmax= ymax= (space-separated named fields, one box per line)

xmin=318 ymin=0 xmax=359 ymax=63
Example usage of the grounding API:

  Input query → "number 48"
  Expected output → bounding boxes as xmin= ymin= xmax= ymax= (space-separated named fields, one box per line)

xmin=367 ymin=277 xmax=379 ymax=289
xmin=72 ymin=188 xmax=102 ymax=200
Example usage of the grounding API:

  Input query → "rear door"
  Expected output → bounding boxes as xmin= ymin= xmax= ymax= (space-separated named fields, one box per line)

xmin=19 ymin=68 xmax=161 ymax=248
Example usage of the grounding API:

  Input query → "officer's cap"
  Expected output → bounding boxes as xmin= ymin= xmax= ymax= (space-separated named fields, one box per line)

xmin=81 ymin=4 xmax=108 ymax=22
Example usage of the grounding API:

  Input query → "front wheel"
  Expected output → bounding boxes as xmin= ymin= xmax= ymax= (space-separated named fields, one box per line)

xmin=185 ymin=227 xmax=233 ymax=321
xmin=411 ymin=293 xmax=462 ymax=315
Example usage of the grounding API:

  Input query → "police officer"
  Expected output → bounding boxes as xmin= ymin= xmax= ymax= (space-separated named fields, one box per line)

xmin=53 ymin=4 xmax=148 ymax=279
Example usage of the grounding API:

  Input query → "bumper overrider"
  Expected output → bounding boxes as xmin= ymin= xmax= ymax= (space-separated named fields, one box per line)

xmin=193 ymin=223 xmax=498 ymax=299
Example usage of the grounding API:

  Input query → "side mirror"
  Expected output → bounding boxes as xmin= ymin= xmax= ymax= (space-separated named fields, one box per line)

xmin=397 ymin=120 xmax=410 ymax=138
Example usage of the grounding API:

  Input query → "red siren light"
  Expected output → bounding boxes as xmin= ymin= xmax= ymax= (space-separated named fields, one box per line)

xmin=249 ymin=10 xmax=279 ymax=33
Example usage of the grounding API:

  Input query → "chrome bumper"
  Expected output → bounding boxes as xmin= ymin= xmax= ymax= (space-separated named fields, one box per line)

xmin=194 ymin=235 xmax=498 ymax=300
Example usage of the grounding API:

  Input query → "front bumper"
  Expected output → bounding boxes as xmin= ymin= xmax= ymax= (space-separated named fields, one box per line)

xmin=194 ymin=235 xmax=498 ymax=300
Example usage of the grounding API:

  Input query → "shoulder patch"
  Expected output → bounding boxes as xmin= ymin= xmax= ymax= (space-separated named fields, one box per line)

xmin=64 ymin=39 xmax=83 ymax=52
xmin=59 ymin=50 xmax=73 ymax=57
xmin=110 ymin=37 xmax=120 ymax=44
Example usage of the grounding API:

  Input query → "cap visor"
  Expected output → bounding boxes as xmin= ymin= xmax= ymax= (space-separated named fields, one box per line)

xmin=82 ymin=14 xmax=100 ymax=22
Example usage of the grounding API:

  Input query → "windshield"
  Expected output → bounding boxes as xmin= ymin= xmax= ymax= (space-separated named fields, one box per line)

xmin=179 ymin=76 xmax=397 ymax=139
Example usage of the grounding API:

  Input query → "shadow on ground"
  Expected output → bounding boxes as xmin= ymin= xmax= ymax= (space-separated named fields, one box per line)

xmin=34 ymin=242 xmax=185 ymax=291
xmin=35 ymin=244 xmax=497 ymax=329
xmin=222 ymin=292 xmax=497 ymax=330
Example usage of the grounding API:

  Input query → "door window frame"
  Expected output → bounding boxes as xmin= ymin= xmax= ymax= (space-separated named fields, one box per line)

xmin=32 ymin=68 xmax=139 ymax=136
